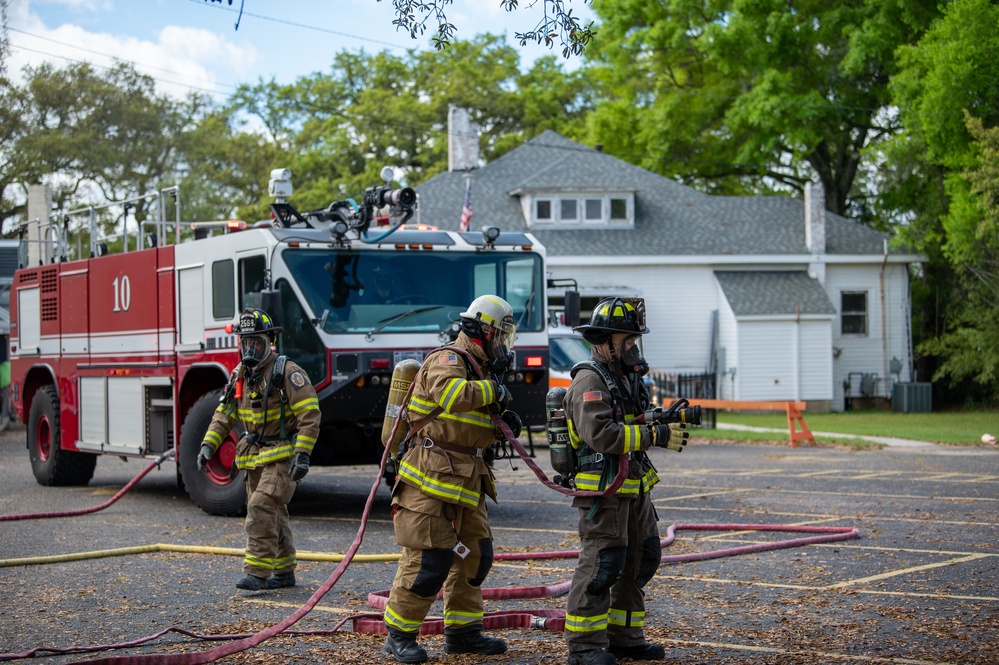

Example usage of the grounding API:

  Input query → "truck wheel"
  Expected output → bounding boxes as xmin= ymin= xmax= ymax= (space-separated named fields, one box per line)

xmin=28 ymin=385 xmax=97 ymax=486
xmin=179 ymin=390 xmax=246 ymax=516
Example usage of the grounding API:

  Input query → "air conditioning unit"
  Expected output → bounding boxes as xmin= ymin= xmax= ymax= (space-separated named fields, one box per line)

xmin=892 ymin=383 xmax=932 ymax=413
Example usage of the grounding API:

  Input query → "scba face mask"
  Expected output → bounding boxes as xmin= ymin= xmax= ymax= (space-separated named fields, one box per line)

xmin=240 ymin=334 xmax=272 ymax=368
xmin=485 ymin=318 xmax=516 ymax=374
xmin=618 ymin=335 xmax=648 ymax=375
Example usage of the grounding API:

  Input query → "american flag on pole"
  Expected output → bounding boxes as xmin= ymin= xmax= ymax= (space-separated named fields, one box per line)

xmin=459 ymin=177 xmax=473 ymax=232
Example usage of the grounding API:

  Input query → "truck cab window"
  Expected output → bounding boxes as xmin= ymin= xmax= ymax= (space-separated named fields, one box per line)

xmin=277 ymin=279 xmax=325 ymax=385
xmin=238 ymin=255 xmax=267 ymax=310
xmin=211 ymin=259 xmax=235 ymax=320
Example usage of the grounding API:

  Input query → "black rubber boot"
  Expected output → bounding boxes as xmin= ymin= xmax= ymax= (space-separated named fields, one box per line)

xmin=235 ymin=574 xmax=267 ymax=591
xmin=264 ymin=571 xmax=296 ymax=589
xmin=443 ymin=629 xmax=507 ymax=655
xmin=382 ymin=627 xmax=428 ymax=664
xmin=609 ymin=642 xmax=666 ymax=661
xmin=567 ymin=648 xmax=617 ymax=665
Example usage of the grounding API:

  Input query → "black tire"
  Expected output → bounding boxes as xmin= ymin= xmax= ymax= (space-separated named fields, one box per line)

xmin=27 ymin=385 xmax=97 ymax=486
xmin=178 ymin=390 xmax=246 ymax=516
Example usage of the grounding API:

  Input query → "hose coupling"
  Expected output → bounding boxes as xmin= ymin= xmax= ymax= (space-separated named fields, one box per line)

xmin=530 ymin=616 xmax=548 ymax=630
xmin=155 ymin=449 xmax=176 ymax=468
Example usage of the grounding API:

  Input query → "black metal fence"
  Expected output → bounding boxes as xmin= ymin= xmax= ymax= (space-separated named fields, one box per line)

xmin=646 ymin=370 xmax=718 ymax=429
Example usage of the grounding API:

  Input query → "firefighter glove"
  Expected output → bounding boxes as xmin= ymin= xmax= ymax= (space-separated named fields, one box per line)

xmin=500 ymin=409 xmax=523 ymax=439
xmin=649 ymin=423 xmax=686 ymax=453
xmin=493 ymin=383 xmax=512 ymax=412
xmin=289 ymin=452 xmax=310 ymax=481
xmin=669 ymin=421 xmax=690 ymax=442
xmin=196 ymin=444 xmax=213 ymax=472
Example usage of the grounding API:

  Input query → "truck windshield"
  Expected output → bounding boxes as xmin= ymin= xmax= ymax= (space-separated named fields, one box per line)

xmin=282 ymin=249 xmax=544 ymax=335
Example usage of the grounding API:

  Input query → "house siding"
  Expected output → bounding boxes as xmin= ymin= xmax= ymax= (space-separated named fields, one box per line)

xmin=826 ymin=263 xmax=913 ymax=409
xmin=551 ymin=264 xmax=720 ymax=373
xmin=716 ymin=285 xmax=739 ymax=400
xmin=417 ymin=131 xmax=922 ymax=411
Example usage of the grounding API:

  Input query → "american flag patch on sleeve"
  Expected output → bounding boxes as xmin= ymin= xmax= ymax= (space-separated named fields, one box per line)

xmin=439 ymin=354 xmax=459 ymax=366
xmin=583 ymin=391 xmax=603 ymax=402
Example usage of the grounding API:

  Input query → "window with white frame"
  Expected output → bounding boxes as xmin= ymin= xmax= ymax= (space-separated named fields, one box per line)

xmin=841 ymin=291 xmax=868 ymax=335
xmin=528 ymin=193 xmax=633 ymax=226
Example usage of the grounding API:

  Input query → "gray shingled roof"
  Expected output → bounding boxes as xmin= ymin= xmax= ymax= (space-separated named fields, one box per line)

xmin=414 ymin=130 xmax=898 ymax=257
xmin=715 ymin=271 xmax=837 ymax=317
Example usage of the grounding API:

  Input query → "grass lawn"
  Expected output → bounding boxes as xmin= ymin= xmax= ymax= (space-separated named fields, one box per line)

xmin=705 ymin=408 xmax=998 ymax=446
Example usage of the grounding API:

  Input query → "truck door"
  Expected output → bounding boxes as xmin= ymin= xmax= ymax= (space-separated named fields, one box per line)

xmin=176 ymin=264 xmax=204 ymax=351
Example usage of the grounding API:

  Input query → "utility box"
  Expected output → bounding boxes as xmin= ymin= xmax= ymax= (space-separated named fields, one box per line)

xmin=892 ymin=382 xmax=932 ymax=413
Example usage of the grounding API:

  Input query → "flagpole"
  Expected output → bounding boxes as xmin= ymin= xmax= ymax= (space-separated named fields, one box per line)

xmin=459 ymin=170 xmax=473 ymax=232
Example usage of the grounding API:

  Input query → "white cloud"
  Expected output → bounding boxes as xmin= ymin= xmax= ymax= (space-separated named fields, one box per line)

xmin=6 ymin=1 xmax=256 ymax=99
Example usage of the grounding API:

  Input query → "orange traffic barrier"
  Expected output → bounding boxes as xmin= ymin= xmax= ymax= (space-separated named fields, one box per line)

xmin=688 ymin=399 xmax=816 ymax=447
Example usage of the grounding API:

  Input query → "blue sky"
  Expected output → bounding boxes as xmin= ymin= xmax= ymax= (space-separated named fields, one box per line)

xmin=7 ymin=0 xmax=595 ymax=99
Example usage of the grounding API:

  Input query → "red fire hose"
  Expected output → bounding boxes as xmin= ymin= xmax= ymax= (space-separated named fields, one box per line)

xmin=0 ymin=451 xmax=173 ymax=522
xmin=0 ymin=361 xmax=860 ymax=663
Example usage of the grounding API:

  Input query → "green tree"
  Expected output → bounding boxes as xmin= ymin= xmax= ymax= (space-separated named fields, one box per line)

xmin=0 ymin=62 xmax=214 ymax=245
xmin=224 ymin=35 xmax=592 ymax=222
xmin=582 ymin=0 xmax=940 ymax=216
xmin=883 ymin=0 xmax=999 ymax=401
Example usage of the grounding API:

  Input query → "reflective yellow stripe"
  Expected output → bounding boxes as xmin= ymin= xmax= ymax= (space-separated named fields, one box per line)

xmin=243 ymin=553 xmax=296 ymax=570
xmin=384 ymin=605 xmax=423 ymax=632
xmin=237 ymin=407 xmax=285 ymax=424
xmin=478 ymin=379 xmax=495 ymax=404
xmin=608 ymin=608 xmax=644 ymax=627
xmin=235 ymin=443 xmax=295 ymax=469
xmin=574 ymin=466 xmax=659 ymax=494
xmin=441 ymin=377 xmax=467 ymax=413
xmin=290 ymin=397 xmax=319 ymax=415
xmin=398 ymin=460 xmax=480 ymax=507
xmin=567 ymin=418 xmax=582 ymax=448
xmin=623 ymin=424 xmax=642 ymax=453
xmin=294 ymin=433 xmax=317 ymax=454
xmin=437 ymin=410 xmax=494 ymax=429
xmin=443 ymin=609 xmax=483 ymax=626
xmin=565 ymin=612 xmax=607 ymax=633
xmin=203 ymin=430 xmax=223 ymax=447
xmin=408 ymin=396 xmax=437 ymax=415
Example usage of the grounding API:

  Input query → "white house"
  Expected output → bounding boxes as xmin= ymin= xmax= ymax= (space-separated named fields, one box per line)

xmin=415 ymin=128 xmax=922 ymax=412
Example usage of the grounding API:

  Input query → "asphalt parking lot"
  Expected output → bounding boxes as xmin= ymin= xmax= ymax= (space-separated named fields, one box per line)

xmin=0 ymin=424 xmax=997 ymax=665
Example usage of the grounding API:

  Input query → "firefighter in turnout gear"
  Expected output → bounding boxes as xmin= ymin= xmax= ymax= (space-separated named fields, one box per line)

xmin=198 ymin=308 xmax=321 ymax=591
xmin=562 ymin=298 xmax=679 ymax=665
xmin=382 ymin=295 xmax=519 ymax=664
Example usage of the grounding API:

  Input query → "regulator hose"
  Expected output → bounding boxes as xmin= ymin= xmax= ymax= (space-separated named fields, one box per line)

xmin=0 ymin=451 xmax=174 ymax=522
xmin=435 ymin=344 xmax=631 ymax=498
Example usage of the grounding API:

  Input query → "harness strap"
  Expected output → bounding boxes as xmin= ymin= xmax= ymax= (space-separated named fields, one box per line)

xmin=271 ymin=355 xmax=288 ymax=440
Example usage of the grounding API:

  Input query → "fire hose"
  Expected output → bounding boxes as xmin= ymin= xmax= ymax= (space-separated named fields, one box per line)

xmin=0 ymin=354 xmax=860 ymax=663
xmin=0 ymin=451 xmax=174 ymax=522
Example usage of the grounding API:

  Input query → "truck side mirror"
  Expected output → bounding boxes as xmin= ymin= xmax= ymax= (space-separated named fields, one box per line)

xmin=563 ymin=290 xmax=581 ymax=328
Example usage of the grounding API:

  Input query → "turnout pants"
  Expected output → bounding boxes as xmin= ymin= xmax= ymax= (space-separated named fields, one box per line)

xmin=243 ymin=460 xmax=297 ymax=578
xmin=384 ymin=481 xmax=494 ymax=635
xmin=565 ymin=491 xmax=661 ymax=653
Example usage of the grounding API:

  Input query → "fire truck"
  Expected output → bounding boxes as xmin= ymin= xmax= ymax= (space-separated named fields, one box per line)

xmin=11 ymin=169 xmax=560 ymax=515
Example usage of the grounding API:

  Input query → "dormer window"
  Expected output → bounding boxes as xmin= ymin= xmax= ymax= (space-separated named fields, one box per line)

xmin=522 ymin=191 xmax=635 ymax=228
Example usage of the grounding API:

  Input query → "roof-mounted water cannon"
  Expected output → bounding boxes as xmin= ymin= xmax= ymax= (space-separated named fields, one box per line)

xmin=357 ymin=166 xmax=416 ymax=232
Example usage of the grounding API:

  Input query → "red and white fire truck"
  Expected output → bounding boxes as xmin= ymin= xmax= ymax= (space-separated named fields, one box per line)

xmin=10 ymin=169 xmax=557 ymax=515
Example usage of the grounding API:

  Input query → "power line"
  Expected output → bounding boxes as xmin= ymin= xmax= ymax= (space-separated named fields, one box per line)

xmin=8 ymin=42 xmax=232 ymax=97
xmin=189 ymin=0 xmax=411 ymax=51
xmin=8 ymin=27 xmax=239 ymax=94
